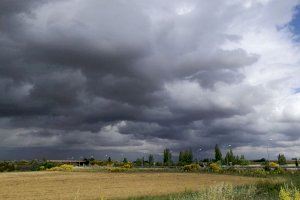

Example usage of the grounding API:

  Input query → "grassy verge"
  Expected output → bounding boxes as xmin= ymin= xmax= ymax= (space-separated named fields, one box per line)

xmin=125 ymin=174 xmax=300 ymax=200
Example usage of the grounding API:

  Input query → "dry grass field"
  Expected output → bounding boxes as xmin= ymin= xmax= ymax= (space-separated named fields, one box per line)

xmin=0 ymin=171 xmax=260 ymax=200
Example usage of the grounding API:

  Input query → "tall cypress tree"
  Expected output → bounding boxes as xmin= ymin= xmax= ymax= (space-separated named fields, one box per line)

xmin=148 ymin=154 xmax=154 ymax=166
xmin=163 ymin=148 xmax=172 ymax=165
xmin=215 ymin=144 xmax=222 ymax=162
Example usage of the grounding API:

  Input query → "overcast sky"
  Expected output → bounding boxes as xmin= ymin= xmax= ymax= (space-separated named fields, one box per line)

xmin=1 ymin=0 xmax=300 ymax=160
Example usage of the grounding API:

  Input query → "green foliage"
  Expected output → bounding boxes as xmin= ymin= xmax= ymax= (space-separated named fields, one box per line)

xmin=90 ymin=160 xmax=105 ymax=166
xmin=0 ymin=160 xmax=57 ymax=172
xmin=37 ymin=161 xmax=56 ymax=171
xmin=142 ymin=157 xmax=145 ymax=166
xmin=129 ymin=183 xmax=257 ymax=200
xmin=214 ymin=144 xmax=222 ymax=162
xmin=123 ymin=162 xmax=133 ymax=168
xmin=0 ymin=161 xmax=16 ymax=172
xmin=47 ymin=164 xmax=74 ymax=172
xmin=123 ymin=157 xmax=128 ymax=163
xmin=163 ymin=148 xmax=172 ymax=166
xmin=148 ymin=154 xmax=154 ymax=166
xmin=190 ymin=183 xmax=256 ymax=200
xmin=265 ymin=161 xmax=281 ymax=172
xmin=134 ymin=158 xmax=143 ymax=166
xmin=279 ymin=184 xmax=300 ymax=200
xmin=237 ymin=155 xmax=250 ymax=166
xmin=209 ymin=162 xmax=222 ymax=173
xmin=224 ymin=149 xmax=234 ymax=165
xmin=183 ymin=163 xmax=200 ymax=172
xmin=264 ymin=162 xmax=274 ymax=171
xmin=179 ymin=150 xmax=193 ymax=165
xmin=278 ymin=154 xmax=287 ymax=165
xmin=224 ymin=149 xmax=249 ymax=166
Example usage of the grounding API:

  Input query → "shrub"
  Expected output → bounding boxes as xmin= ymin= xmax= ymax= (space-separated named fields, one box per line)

xmin=209 ymin=162 xmax=222 ymax=173
xmin=183 ymin=164 xmax=200 ymax=172
xmin=41 ymin=161 xmax=56 ymax=170
xmin=253 ymin=169 xmax=268 ymax=176
xmin=0 ymin=162 xmax=16 ymax=172
xmin=265 ymin=162 xmax=279 ymax=171
xmin=48 ymin=164 xmax=74 ymax=172
xmin=273 ymin=166 xmax=285 ymax=175
xmin=269 ymin=162 xmax=279 ymax=168
xmin=173 ymin=183 xmax=257 ymax=200
xmin=278 ymin=154 xmax=287 ymax=166
xmin=123 ymin=162 xmax=133 ymax=169
xmin=279 ymin=184 xmax=300 ymax=200
xmin=107 ymin=167 xmax=128 ymax=172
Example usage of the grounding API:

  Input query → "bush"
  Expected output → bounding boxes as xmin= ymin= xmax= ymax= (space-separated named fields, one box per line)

xmin=273 ymin=167 xmax=285 ymax=175
xmin=0 ymin=162 xmax=16 ymax=172
xmin=265 ymin=162 xmax=279 ymax=171
xmin=209 ymin=163 xmax=222 ymax=173
xmin=183 ymin=164 xmax=200 ymax=172
xmin=107 ymin=167 xmax=128 ymax=172
xmin=172 ymin=183 xmax=257 ymax=200
xmin=123 ymin=162 xmax=133 ymax=169
xmin=48 ymin=164 xmax=74 ymax=172
xmin=90 ymin=160 xmax=106 ymax=166
xmin=269 ymin=162 xmax=279 ymax=168
xmin=279 ymin=184 xmax=300 ymax=200
xmin=253 ymin=169 xmax=268 ymax=176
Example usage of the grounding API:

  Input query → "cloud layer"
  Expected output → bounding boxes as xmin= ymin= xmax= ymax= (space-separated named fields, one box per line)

xmin=1 ymin=0 xmax=300 ymax=159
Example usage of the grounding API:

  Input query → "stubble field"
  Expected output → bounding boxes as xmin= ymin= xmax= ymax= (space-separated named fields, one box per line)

xmin=0 ymin=171 xmax=260 ymax=200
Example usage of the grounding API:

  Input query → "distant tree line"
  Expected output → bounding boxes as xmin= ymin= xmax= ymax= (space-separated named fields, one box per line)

xmin=0 ymin=160 xmax=58 ymax=172
xmin=0 ymin=144 xmax=297 ymax=172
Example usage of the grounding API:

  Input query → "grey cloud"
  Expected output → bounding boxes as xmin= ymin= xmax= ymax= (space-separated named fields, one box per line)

xmin=0 ymin=0 xmax=299 ymax=159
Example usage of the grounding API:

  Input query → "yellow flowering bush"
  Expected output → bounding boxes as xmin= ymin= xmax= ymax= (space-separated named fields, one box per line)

xmin=123 ymin=162 xmax=133 ymax=168
xmin=209 ymin=163 xmax=222 ymax=173
xmin=279 ymin=185 xmax=300 ymax=200
xmin=269 ymin=162 xmax=279 ymax=168
xmin=47 ymin=164 xmax=74 ymax=172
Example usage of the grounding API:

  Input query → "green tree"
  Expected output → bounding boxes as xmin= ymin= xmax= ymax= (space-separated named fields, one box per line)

xmin=178 ymin=150 xmax=193 ymax=165
xmin=224 ymin=149 xmax=234 ymax=165
xmin=108 ymin=157 xmax=112 ymax=163
xmin=123 ymin=157 xmax=128 ymax=163
xmin=134 ymin=158 xmax=142 ymax=166
xmin=214 ymin=144 xmax=222 ymax=162
xmin=225 ymin=152 xmax=230 ymax=165
xmin=278 ymin=154 xmax=287 ymax=165
xmin=163 ymin=148 xmax=172 ymax=166
xmin=238 ymin=155 xmax=250 ymax=165
xmin=148 ymin=154 xmax=154 ymax=166
xmin=179 ymin=151 xmax=183 ymax=165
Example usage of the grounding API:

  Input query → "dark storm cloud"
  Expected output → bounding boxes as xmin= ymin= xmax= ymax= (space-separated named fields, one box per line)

xmin=0 ymin=0 xmax=46 ymax=16
xmin=0 ymin=0 xmax=299 ymax=159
